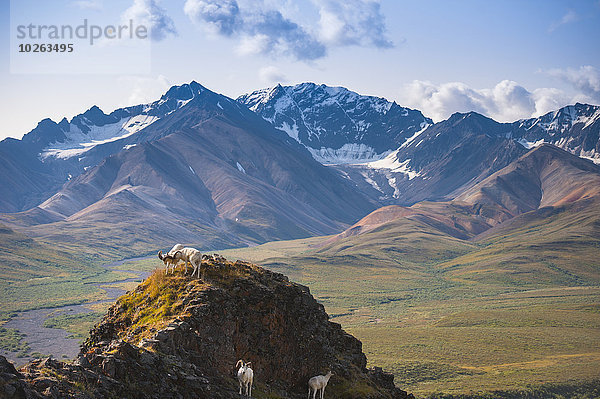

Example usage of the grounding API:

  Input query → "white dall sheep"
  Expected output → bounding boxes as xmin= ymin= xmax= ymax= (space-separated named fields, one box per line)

xmin=173 ymin=247 xmax=204 ymax=279
xmin=165 ymin=243 xmax=186 ymax=273
xmin=308 ymin=371 xmax=333 ymax=399
xmin=167 ymin=243 xmax=184 ymax=257
xmin=236 ymin=359 xmax=253 ymax=397
xmin=157 ymin=250 xmax=181 ymax=274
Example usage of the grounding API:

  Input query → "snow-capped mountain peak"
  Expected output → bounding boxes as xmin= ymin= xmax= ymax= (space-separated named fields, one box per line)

xmin=33 ymin=82 xmax=216 ymax=161
xmin=238 ymin=83 xmax=432 ymax=164
xmin=513 ymin=103 xmax=600 ymax=164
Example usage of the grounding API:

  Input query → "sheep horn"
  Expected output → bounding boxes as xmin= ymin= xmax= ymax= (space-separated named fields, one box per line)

xmin=157 ymin=250 xmax=164 ymax=260
xmin=236 ymin=359 xmax=244 ymax=368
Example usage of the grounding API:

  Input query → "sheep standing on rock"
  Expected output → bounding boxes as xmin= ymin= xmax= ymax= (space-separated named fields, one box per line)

xmin=167 ymin=243 xmax=184 ymax=257
xmin=308 ymin=371 xmax=333 ymax=399
xmin=156 ymin=243 xmax=185 ymax=274
xmin=157 ymin=250 xmax=181 ymax=274
xmin=172 ymin=247 xmax=204 ymax=279
xmin=236 ymin=359 xmax=253 ymax=397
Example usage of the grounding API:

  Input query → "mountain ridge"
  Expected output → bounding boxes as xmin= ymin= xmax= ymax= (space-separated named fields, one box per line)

xmin=323 ymin=143 xmax=600 ymax=250
xmin=1 ymin=84 xmax=376 ymax=255
xmin=1 ymin=80 xmax=599 ymax=258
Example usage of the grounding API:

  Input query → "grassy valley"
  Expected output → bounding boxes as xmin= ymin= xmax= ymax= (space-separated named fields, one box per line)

xmin=1 ymin=145 xmax=599 ymax=396
xmin=0 ymin=223 xmax=118 ymax=315
xmin=216 ymin=200 xmax=600 ymax=397
xmin=0 ymin=222 xmax=157 ymax=362
xmin=1 ymin=196 xmax=598 ymax=396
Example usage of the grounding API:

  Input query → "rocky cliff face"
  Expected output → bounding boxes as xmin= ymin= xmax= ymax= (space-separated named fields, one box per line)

xmin=0 ymin=257 xmax=411 ymax=399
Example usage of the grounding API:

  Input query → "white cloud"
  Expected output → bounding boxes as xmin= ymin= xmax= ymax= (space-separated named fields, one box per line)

xmin=185 ymin=0 xmax=325 ymax=60
xmin=183 ymin=0 xmax=240 ymax=35
xmin=122 ymin=0 xmax=177 ymax=41
xmin=548 ymin=10 xmax=578 ymax=33
xmin=547 ymin=65 xmax=600 ymax=102
xmin=314 ymin=0 xmax=393 ymax=48
xmin=530 ymin=88 xmax=571 ymax=117
xmin=258 ymin=66 xmax=287 ymax=84
xmin=399 ymin=80 xmax=580 ymax=123
xmin=236 ymin=34 xmax=270 ymax=56
xmin=119 ymin=75 xmax=172 ymax=107
xmin=183 ymin=0 xmax=392 ymax=61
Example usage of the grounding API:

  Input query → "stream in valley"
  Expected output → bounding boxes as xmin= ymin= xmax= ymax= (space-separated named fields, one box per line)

xmin=1 ymin=256 xmax=153 ymax=366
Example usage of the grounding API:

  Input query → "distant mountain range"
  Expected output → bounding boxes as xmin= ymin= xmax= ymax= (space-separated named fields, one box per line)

xmin=0 ymin=82 xmax=375 ymax=254
xmin=327 ymin=144 xmax=600 ymax=244
xmin=241 ymin=84 xmax=599 ymax=205
xmin=1 ymin=81 xmax=599 ymax=255
xmin=241 ymin=83 xmax=599 ymax=166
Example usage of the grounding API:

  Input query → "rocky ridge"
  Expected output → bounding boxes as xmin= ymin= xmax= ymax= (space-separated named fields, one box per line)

xmin=0 ymin=256 xmax=411 ymax=399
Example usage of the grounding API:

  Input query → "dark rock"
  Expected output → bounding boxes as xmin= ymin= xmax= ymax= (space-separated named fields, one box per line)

xmin=0 ymin=355 xmax=42 ymax=399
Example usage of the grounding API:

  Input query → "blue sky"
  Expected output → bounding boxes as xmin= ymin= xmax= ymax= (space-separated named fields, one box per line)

xmin=1 ymin=0 xmax=599 ymax=140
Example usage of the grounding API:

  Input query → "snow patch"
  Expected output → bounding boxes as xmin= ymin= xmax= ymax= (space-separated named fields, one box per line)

xmin=579 ymin=109 xmax=600 ymax=130
xmin=578 ymin=148 xmax=600 ymax=164
xmin=189 ymin=166 xmax=196 ymax=175
xmin=236 ymin=162 xmax=246 ymax=174
xmin=361 ymin=171 xmax=383 ymax=193
xmin=123 ymin=144 xmax=137 ymax=150
xmin=307 ymin=143 xmax=390 ymax=165
xmin=177 ymin=98 xmax=193 ymax=108
xmin=386 ymin=177 xmax=401 ymax=199
xmin=278 ymin=121 xmax=301 ymax=143
xmin=41 ymin=114 xmax=159 ymax=160
xmin=400 ymin=122 xmax=431 ymax=149
xmin=518 ymin=138 xmax=545 ymax=149
xmin=368 ymin=150 xmax=420 ymax=180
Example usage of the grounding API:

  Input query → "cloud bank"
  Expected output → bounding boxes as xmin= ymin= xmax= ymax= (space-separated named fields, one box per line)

xmin=183 ymin=0 xmax=392 ymax=60
xmin=119 ymin=75 xmax=172 ymax=107
xmin=399 ymin=79 xmax=577 ymax=123
xmin=259 ymin=66 xmax=287 ymax=84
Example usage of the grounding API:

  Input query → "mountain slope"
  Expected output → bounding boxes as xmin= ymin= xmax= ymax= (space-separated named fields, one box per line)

xmin=240 ymin=88 xmax=599 ymax=206
xmin=2 ymin=81 xmax=598 ymax=256
xmin=320 ymin=144 xmax=600 ymax=276
xmin=456 ymin=144 xmax=600 ymax=216
xmin=436 ymin=196 xmax=600 ymax=287
xmin=238 ymin=83 xmax=432 ymax=164
xmin=0 ymin=137 xmax=66 ymax=212
xmin=2 ymin=83 xmax=375 ymax=254
xmin=336 ymin=112 xmax=527 ymax=205
xmin=0 ymin=82 xmax=215 ymax=213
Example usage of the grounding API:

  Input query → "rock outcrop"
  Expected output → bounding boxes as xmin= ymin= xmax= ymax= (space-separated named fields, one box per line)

xmin=1 ymin=257 xmax=412 ymax=398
